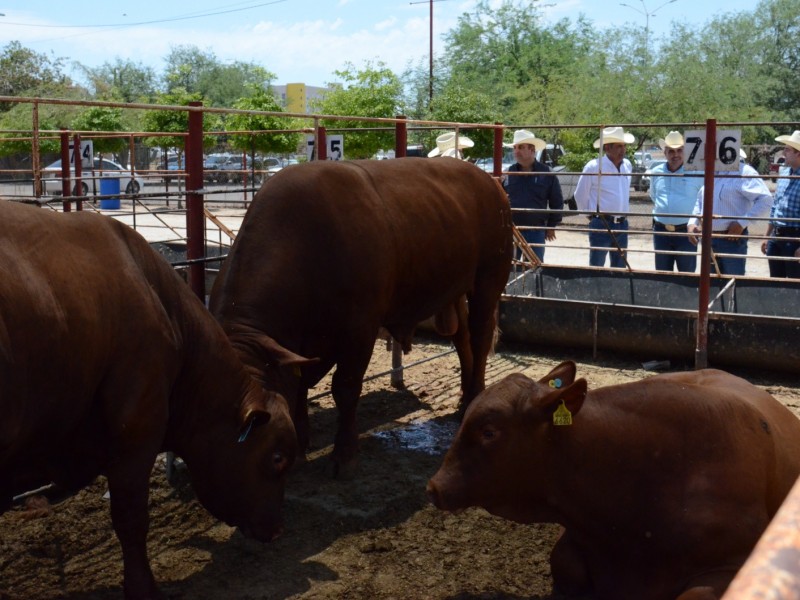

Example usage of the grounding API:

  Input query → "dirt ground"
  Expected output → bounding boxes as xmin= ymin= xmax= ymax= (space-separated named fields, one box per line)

xmin=2 ymin=338 xmax=800 ymax=600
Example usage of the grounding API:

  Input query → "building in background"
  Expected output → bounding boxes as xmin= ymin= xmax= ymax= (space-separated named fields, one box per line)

xmin=272 ymin=83 xmax=330 ymax=114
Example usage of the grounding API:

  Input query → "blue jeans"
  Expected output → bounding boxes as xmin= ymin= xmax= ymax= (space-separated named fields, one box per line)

xmin=766 ymin=235 xmax=800 ymax=278
xmin=710 ymin=228 xmax=748 ymax=275
xmin=652 ymin=222 xmax=696 ymax=272
xmin=589 ymin=216 xmax=628 ymax=268
xmin=519 ymin=226 xmax=546 ymax=262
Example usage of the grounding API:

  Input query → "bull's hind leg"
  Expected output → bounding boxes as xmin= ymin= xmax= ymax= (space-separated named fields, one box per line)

xmin=448 ymin=296 xmax=474 ymax=405
xmin=460 ymin=280 xmax=503 ymax=408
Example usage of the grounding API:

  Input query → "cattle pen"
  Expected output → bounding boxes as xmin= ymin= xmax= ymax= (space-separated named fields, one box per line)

xmin=2 ymin=95 xmax=800 ymax=598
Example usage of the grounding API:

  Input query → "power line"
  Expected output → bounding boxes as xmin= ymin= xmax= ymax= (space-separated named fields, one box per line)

xmin=0 ymin=0 xmax=289 ymax=30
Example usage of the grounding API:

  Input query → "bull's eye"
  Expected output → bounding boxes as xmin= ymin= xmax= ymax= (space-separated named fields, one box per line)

xmin=481 ymin=427 xmax=496 ymax=441
xmin=272 ymin=451 xmax=287 ymax=472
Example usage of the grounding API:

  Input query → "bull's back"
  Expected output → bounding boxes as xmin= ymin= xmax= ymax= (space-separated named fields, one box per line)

xmin=0 ymin=202 xmax=186 ymax=486
xmin=605 ymin=370 xmax=800 ymax=512
xmin=213 ymin=158 xmax=511 ymax=327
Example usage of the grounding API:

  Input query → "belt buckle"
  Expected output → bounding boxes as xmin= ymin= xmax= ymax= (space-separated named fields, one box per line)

xmin=665 ymin=224 xmax=676 ymax=232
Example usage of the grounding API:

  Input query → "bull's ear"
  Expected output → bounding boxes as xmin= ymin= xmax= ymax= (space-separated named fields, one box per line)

xmin=238 ymin=392 xmax=273 ymax=443
xmin=257 ymin=335 xmax=319 ymax=369
xmin=543 ymin=378 xmax=588 ymax=425
xmin=538 ymin=361 xmax=577 ymax=388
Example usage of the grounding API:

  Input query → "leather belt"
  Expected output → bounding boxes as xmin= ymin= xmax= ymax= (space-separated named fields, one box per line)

xmin=592 ymin=214 xmax=627 ymax=224
xmin=654 ymin=222 xmax=688 ymax=232
xmin=774 ymin=226 xmax=800 ymax=237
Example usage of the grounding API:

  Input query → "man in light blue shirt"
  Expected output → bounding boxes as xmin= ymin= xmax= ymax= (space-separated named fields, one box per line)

xmin=688 ymin=152 xmax=773 ymax=276
xmin=650 ymin=131 xmax=704 ymax=272
xmin=575 ymin=126 xmax=633 ymax=268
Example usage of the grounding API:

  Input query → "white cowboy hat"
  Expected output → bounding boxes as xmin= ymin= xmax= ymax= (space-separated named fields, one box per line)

xmin=658 ymin=131 xmax=684 ymax=150
xmin=776 ymin=130 xmax=800 ymax=152
xmin=503 ymin=129 xmax=547 ymax=152
xmin=739 ymin=148 xmax=747 ymax=160
xmin=427 ymin=132 xmax=474 ymax=157
xmin=593 ymin=126 xmax=635 ymax=149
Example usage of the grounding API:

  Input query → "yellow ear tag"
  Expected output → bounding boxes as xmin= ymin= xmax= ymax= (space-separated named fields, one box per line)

xmin=293 ymin=366 xmax=302 ymax=378
xmin=553 ymin=400 xmax=573 ymax=426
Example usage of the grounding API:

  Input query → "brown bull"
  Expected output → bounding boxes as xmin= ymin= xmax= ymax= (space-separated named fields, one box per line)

xmin=427 ymin=362 xmax=800 ymax=600
xmin=210 ymin=157 xmax=513 ymax=470
xmin=0 ymin=201 xmax=297 ymax=599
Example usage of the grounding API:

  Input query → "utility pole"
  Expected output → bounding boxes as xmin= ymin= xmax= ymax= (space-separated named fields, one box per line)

xmin=619 ymin=0 xmax=678 ymax=67
xmin=410 ymin=0 xmax=453 ymax=106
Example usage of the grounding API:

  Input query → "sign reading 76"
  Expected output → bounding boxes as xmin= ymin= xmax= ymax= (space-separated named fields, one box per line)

xmin=683 ymin=129 xmax=741 ymax=172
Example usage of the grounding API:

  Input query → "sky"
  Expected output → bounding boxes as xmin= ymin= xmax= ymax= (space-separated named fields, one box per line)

xmin=0 ymin=0 xmax=761 ymax=89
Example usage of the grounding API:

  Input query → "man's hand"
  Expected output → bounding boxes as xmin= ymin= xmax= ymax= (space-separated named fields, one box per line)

xmin=545 ymin=228 xmax=557 ymax=241
xmin=687 ymin=224 xmax=701 ymax=246
xmin=725 ymin=221 xmax=744 ymax=241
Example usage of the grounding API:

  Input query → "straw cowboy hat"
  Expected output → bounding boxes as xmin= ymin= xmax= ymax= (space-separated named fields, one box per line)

xmin=428 ymin=132 xmax=474 ymax=157
xmin=593 ymin=126 xmax=635 ymax=149
xmin=776 ymin=130 xmax=800 ymax=152
xmin=658 ymin=131 xmax=684 ymax=150
xmin=503 ymin=129 xmax=547 ymax=152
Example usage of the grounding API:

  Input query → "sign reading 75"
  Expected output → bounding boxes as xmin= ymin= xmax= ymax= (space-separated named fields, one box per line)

xmin=683 ymin=129 xmax=741 ymax=172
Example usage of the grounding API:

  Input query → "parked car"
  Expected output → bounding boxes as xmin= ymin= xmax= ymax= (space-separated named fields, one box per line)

xmin=474 ymin=157 xmax=514 ymax=173
xmin=218 ymin=156 xmax=264 ymax=185
xmin=203 ymin=153 xmax=231 ymax=182
xmin=638 ymin=159 xmax=668 ymax=193
xmin=163 ymin=156 xmax=185 ymax=183
xmin=631 ymin=164 xmax=650 ymax=192
xmin=42 ymin=157 xmax=145 ymax=196
xmin=634 ymin=151 xmax=653 ymax=168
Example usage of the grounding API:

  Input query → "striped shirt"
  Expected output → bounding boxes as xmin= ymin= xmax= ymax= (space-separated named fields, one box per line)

xmin=690 ymin=162 xmax=773 ymax=230
xmin=769 ymin=166 xmax=800 ymax=227
xmin=574 ymin=155 xmax=632 ymax=215
xmin=649 ymin=162 xmax=704 ymax=225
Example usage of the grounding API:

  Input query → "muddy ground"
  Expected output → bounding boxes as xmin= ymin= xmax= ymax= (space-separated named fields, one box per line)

xmin=2 ymin=338 xmax=799 ymax=600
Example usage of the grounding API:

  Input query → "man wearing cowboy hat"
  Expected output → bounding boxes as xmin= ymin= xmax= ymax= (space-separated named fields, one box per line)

xmin=574 ymin=126 xmax=634 ymax=268
xmin=502 ymin=129 xmax=564 ymax=262
xmin=688 ymin=144 xmax=772 ymax=276
xmin=649 ymin=131 xmax=704 ymax=272
xmin=761 ymin=130 xmax=800 ymax=278
xmin=428 ymin=132 xmax=474 ymax=160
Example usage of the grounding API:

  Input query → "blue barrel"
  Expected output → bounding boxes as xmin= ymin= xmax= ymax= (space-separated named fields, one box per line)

xmin=99 ymin=176 xmax=121 ymax=209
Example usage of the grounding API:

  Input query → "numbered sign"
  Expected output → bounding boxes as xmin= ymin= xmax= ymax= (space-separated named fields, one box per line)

xmin=305 ymin=135 xmax=344 ymax=161
xmin=68 ymin=140 xmax=93 ymax=169
xmin=683 ymin=129 xmax=741 ymax=172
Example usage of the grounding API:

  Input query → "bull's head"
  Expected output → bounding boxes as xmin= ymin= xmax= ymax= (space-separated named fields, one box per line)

xmin=427 ymin=361 xmax=588 ymax=523
xmin=187 ymin=382 xmax=298 ymax=542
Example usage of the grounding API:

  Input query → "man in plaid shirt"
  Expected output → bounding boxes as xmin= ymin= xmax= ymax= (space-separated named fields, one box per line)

xmin=762 ymin=131 xmax=800 ymax=278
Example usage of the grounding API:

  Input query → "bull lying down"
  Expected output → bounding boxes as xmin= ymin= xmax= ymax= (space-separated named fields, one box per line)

xmin=427 ymin=362 xmax=800 ymax=600
xmin=0 ymin=201 xmax=297 ymax=599
xmin=210 ymin=158 xmax=513 ymax=472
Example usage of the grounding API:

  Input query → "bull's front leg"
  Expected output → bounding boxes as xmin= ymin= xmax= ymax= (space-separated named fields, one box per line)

xmin=107 ymin=461 xmax=161 ymax=600
xmin=550 ymin=527 xmax=592 ymax=596
xmin=330 ymin=370 xmax=364 ymax=475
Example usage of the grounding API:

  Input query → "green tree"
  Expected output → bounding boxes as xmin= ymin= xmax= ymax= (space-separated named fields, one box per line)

xmin=79 ymin=59 xmax=159 ymax=103
xmin=312 ymin=61 xmax=404 ymax=159
xmin=71 ymin=106 xmax=127 ymax=162
xmin=0 ymin=42 xmax=70 ymax=112
xmin=162 ymin=45 xmax=275 ymax=108
xmin=226 ymin=84 xmax=301 ymax=178
xmin=427 ymin=83 xmax=501 ymax=158
xmin=140 ymin=89 xmax=220 ymax=166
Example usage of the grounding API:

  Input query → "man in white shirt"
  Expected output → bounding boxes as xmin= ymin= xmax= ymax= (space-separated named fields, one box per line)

xmin=574 ymin=126 xmax=634 ymax=268
xmin=688 ymin=150 xmax=773 ymax=275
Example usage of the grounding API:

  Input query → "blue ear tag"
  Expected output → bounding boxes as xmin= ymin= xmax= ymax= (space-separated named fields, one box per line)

xmin=549 ymin=378 xmax=562 ymax=389
xmin=238 ymin=418 xmax=254 ymax=443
